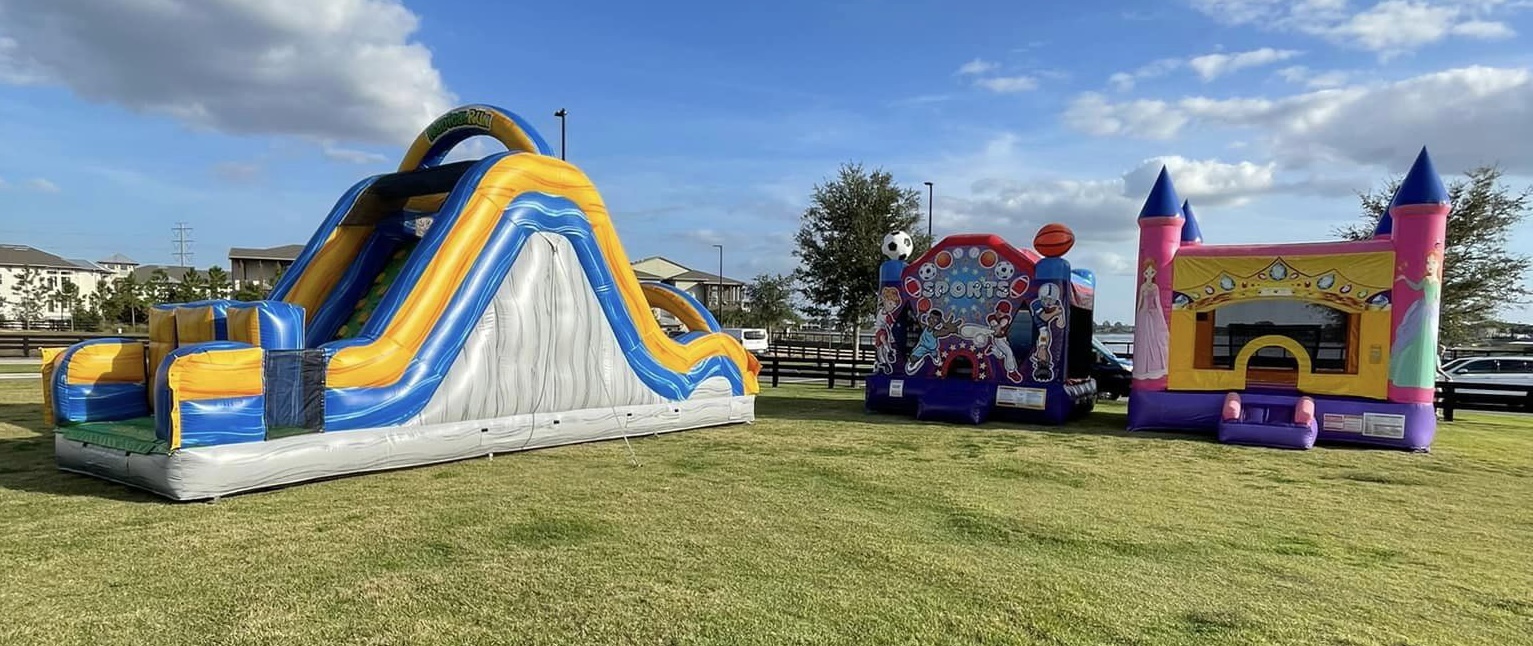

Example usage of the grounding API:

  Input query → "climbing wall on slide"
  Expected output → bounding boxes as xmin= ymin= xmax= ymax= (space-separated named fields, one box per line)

xmin=335 ymin=239 xmax=419 ymax=341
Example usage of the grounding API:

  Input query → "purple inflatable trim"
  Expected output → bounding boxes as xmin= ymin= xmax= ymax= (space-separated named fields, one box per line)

xmin=1129 ymin=389 xmax=1435 ymax=451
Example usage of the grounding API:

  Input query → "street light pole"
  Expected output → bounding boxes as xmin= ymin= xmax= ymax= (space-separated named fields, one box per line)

xmin=923 ymin=181 xmax=934 ymax=239
xmin=553 ymin=108 xmax=567 ymax=160
xmin=712 ymin=244 xmax=724 ymax=314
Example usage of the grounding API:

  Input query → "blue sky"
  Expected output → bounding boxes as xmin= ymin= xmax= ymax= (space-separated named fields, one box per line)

xmin=3 ymin=0 xmax=1533 ymax=324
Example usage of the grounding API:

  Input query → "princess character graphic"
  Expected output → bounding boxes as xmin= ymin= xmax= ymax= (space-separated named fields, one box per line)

xmin=1133 ymin=261 xmax=1171 ymax=380
xmin=1389 ymin=245 xmax=1443 ymax=389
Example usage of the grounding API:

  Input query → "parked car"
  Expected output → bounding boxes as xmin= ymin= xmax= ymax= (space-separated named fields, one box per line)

xmin=1438 ymin=355 xmax=1533 ymax=404
xmin=1091 ymin=336 xmax=1133 ymax=400
xmin=721 ymin=327 xmax=770 ymax=353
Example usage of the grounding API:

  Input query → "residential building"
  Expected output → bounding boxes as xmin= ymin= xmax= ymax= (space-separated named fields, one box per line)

xmin=131 ymin=265 xmax=193 ymax=285
xmin=97 ymin=253 xmax=139 ymax=278
xmin=229 ymin=244 xmax=305 ymax=289
xmin=630 ymin=256 xmax=747 ymax=311
xmin=0 ymin=244 xmax=112 ymax=322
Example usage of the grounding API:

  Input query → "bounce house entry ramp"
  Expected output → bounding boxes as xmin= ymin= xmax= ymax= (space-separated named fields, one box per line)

xmin=335 ymin=238 xmax=419 ymax=341
xmin=59 ymin=417 xmax=166 ymax=454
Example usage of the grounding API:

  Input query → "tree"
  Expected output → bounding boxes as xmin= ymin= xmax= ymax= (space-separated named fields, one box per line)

xmin=96 ymin=274 xmax=146 ymax=326
xmin=740 ymin=273 xmax=800 ymax=332
xmin=54 ymin=279 xmax=81 ymax=329
xmin=233 ymin=281 xmax=269 ymax=302
xmin=144 ymin=268 xmax=174 ymax=304
xmin=205 ymin=265 xmax=231 ymax=299
xmin=174 ymin=268 xmax=207 ymax=302
xmin=10 ymin=266 xmax=47 ymax=328
xmin=793 ymin=162 xmax=933 ymax=338
xmin=1336 ymin=165 xmax=1533 ymax=346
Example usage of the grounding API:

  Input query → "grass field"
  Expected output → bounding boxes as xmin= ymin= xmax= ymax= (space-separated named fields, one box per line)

xmin=2 ymin=380 xmax=1531 ymax=645
xmin=0 ymin=363 xmax=40 ymax=374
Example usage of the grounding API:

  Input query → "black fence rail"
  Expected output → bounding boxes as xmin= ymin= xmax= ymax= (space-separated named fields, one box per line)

xmin=1436 ymin=382 xmax=1533 ymax=421
xmin=758 ymin=354 xmax=875 ymax=389
xmin=0 ymin=333 xmax=148 ymax=357
xmin=765 ymin=340 xmax=876 ymax=363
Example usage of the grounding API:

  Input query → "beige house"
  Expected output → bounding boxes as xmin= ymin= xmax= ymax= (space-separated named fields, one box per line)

xmin=629 ymin=256 xmax=746 ymax=310
xmin=229 ymin=244 xmax=305 ymax=289
xmin=0 ymin=244 xmax=115 ymax=322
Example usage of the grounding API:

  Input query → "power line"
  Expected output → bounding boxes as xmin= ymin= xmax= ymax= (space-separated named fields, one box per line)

xmin=172 ymin=222 xmax=194 ymax=267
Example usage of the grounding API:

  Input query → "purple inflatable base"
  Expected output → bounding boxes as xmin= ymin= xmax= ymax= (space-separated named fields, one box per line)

xmin=1129 ymin=389 xmax=1436 ymax=451
xmin=1217 ymin=420 xmax=1319 ymax=450
xmin=864 ymin=374 xmax=1096 ymax=426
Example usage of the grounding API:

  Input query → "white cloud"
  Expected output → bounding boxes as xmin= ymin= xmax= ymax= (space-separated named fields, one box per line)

xmin=1062 ymin=65 xmax=1533 ymax=173
xmin=974 ymin=75 xmax=1039 ymax=93
xmin=1187 ymin=0 xmax=1527 ymax=56
xmin=321 ymin=142 xmax=389 ymax=165
xmin=0 ymin=0 xmax=455 ymax=145
xmin=956 ymin=58 xmax=1000 ymax=75
xmin=441 ymin=136 xmax=506 ymax=163
xmin=22 ymin=177 xmax=59 ymax=192
xmin=1277 ymin=65 xmax=1352 ymax=88
xmin=1063 ymin=93 xmax=1189 ymax=139
xmin=1188 ymin=48 xmax=1303 ymax=80
xmin=925 ymin=134 xmax=1288 ymax=243
xmin=1108 ymin=58 xmax=1184 ymax=92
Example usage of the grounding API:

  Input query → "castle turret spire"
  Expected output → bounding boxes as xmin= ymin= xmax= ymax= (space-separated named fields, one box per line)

xmin=1138 ymin=166 xmax=1184 ymax=220
xmin=1180 ymin=199 xmax=1203 ymax=245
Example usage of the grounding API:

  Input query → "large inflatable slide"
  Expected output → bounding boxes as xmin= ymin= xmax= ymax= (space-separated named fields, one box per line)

xmin=43 ymin=104 xmax=760 ymax=500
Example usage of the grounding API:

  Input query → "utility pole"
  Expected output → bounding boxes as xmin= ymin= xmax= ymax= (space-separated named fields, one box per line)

xmin=172 ymin=222 xmax=194 ymax=267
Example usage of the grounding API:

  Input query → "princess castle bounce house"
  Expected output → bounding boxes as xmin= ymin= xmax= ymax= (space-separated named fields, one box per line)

xmin=1127 ymin=148 xmax=1449 ymax=451
xmin=864 ymin=226 xmax=1099 ymax=424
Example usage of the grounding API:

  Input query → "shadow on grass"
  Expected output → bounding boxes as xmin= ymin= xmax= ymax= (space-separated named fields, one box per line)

xmin=755 ymin=388 xmax=1221 ymax=446
xmin=0 ymin=403 xmax=162 ymax=502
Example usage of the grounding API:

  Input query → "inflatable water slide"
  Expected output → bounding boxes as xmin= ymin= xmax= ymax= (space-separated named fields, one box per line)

xmin=44 ymin=105 xmax=760 ymax=500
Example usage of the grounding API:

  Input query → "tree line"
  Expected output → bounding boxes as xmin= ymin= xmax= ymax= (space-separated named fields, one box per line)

xmin=1 ymin=265 xmax=274 ymax=331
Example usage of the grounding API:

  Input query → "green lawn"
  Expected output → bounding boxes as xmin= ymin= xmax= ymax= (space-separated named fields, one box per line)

xmin=0 ymin=363 xmax=40 ymax=374
xmin=1 ymin=381 xmax=1530 ymax=645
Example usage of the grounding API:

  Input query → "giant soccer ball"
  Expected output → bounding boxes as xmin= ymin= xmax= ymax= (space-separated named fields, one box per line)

xmin=882 ymin=231 xmax=914 ymax=260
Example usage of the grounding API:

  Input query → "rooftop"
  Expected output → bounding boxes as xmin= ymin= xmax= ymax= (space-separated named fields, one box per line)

xmin=0 ymin=244 xmax=91 ymax=270
xmin=229 ymin=244 xmax=306 ymax=261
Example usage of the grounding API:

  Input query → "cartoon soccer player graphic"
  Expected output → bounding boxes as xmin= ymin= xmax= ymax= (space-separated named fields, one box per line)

xmin=906 ymin=308 xmax=961 ymax=375
xmin=1029 ymin=283 xmax=1067 ymax=382
xmin=955 ymin=308 xmax=1024 ymax=382
xmin=872 ymin=287 xmax=903 ymax=374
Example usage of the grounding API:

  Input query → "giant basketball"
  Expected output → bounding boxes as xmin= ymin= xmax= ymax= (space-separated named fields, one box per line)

xmin=1033 ymin=223 xmax=1075 ymax=258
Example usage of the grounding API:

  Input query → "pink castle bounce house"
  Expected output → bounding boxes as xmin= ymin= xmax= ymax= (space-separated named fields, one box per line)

xmin=1127 ymin=148 xmax=1449 ymax=451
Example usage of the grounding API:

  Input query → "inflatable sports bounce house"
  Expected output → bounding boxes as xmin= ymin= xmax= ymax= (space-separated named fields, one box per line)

xmin=864 ymin=226 xmax=1099 ymax=424
xmin=42 ymin=104 xmax=761 ymax=500
xmin=1127 ymin=148 xmax=1449 ymax=451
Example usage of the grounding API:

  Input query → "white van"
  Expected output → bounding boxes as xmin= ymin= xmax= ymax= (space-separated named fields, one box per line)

xmin=721 ymin=328 xmax=770 ymax=353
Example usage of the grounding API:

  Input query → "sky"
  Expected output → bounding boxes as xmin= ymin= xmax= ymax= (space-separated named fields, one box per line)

xmin=2 ymin=0 xmax=1533 ymax=325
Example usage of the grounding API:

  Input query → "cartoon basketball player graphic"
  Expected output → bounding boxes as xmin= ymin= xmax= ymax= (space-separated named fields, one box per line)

xmin=1029 ymin=283 xmax=1067 ymax=381
xmin=873 ymin=287 xmax=902 ymax=374
xmin=906 ymin=308 xmax=961 ymax=375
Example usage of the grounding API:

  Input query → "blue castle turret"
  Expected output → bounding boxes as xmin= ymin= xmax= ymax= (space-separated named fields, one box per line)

xmin=1180 ymin=199 xmax=1204 ymax=245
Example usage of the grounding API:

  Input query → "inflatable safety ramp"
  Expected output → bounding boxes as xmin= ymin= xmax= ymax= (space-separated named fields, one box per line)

xmin=43 ymin=105 xmax=759 ymax=501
